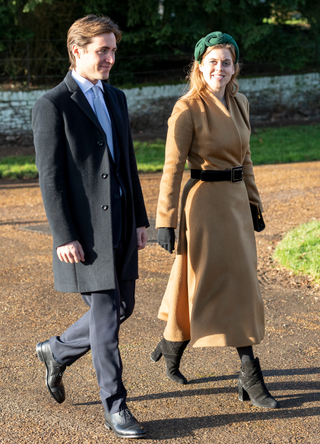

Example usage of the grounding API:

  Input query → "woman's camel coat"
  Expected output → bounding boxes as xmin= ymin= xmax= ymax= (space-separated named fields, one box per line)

xmin=156 ymin=89 xmax=265 ymax=348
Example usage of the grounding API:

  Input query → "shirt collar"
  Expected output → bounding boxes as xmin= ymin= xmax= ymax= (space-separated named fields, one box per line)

xmin=72 ymin=70 xmax=104 ymax=95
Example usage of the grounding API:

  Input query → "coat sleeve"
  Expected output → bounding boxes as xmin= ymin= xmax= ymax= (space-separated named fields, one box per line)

xmin=122 ymin=93 xmax=149 ymax=228
xmin=128 ymin=128 xmax=150 ymax=228
xmin=242 ymin=98 xmax=264 ymax=212
xmin=32 ymin=96 xmax=79 ymax=248
xmin=156 ymin=99 xmax=193 ymax=228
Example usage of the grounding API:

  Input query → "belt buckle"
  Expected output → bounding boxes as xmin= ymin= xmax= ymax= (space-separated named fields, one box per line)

xmin=231 ymin=166 xmax=243 ymax=182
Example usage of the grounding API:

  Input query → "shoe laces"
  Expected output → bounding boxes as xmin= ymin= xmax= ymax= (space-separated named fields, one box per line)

xmin=119 ymin=408 xmax=134 ymax=420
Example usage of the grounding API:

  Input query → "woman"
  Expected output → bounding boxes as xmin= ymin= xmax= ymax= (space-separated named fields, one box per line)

xmin=151 ymin=32 xmax=279 ymax=409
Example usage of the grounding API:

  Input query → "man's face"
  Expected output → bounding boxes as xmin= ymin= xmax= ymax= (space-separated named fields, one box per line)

xmin=73 ymin=33 xmax=117 ymax=84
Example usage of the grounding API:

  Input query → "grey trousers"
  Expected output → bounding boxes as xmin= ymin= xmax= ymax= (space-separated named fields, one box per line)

xmin=49 ymin=262 xmax=135 ymax=414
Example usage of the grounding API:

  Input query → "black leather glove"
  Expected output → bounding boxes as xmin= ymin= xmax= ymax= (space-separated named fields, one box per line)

xmin=157 ymin=228 xmax=175 ymax=254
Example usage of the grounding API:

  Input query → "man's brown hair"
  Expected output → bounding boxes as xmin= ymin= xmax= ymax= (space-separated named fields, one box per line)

xmin=67 ymin=14 xmax=122 ymax=70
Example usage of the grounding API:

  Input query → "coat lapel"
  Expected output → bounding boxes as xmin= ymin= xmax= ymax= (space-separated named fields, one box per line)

xmin=228 ymin=94 xmax=251 ymax=160
xmin=64 ymin=72 xmax=103 ymax=133
xmin=102 ymin=83 xmax=125 ymax=168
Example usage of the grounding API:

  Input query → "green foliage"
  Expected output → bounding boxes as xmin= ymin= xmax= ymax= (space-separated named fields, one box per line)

xmin=1 ymin=0 xmax=320 ymax=84
xmin=23 ymin=0 xmax=53 ymax=13
xmin=243 ymin=24 xmax=313 ymax=71
xmin=273 ymin=220 xmax=320 ymax=283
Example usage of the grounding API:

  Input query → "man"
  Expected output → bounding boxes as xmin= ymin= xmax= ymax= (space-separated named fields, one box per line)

xmin=33 ymin=14 xmax=148 ymax=439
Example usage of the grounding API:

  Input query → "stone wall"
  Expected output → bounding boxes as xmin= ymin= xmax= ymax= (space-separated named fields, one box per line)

xmin=126 ymin=72 xmax=320 ymax=130
xmin=1 ymin=72 xmax=320 ymax=136
xmin=240 ymin=73 xmax=320 ymax=124
xmin=0 ymin=90 xmax=44 ymax=135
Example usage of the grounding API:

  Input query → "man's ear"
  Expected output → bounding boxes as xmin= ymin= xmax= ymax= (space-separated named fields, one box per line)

xmin=72 ymin=44 xmax=82 ymax=59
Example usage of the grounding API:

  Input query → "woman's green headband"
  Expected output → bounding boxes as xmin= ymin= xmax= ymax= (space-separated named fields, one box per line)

xmin=194 ymin=31 xmax=239 ymax=64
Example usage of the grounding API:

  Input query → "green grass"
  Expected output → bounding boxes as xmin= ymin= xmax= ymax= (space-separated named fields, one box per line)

xmin=132 ymin=124 xmax=320 ymax=171
xmin=273 ymin=220 xmax=320 ymax=283
xmin=0 ymin=155 xmax=38 ymax=179
xmin=1 ymin=124 xmax=320 ymax=178
xmin=250 ymin=125 xmax=320 ymax=165
xmin=133 ymin=139 xmax=166 ymax=172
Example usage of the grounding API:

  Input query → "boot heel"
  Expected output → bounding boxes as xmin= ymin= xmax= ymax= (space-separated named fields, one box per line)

xmin=238 ymin=382 xmax=250 ymax=402
xmin=150 ymin=343 xmax=162 ymax=362
xmin=36 ymin=343 xmax=45 ymax=362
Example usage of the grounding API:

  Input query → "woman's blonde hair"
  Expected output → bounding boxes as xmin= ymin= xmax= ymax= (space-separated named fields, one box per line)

xmin=183 ymin=43 xmax=240 ymax=99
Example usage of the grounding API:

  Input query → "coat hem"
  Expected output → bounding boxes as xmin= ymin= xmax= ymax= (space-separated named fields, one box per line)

xmin=191 ymin=334 xmax=264 ymax=348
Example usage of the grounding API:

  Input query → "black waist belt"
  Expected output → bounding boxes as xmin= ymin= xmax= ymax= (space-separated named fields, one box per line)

xmin=191 ymin=166 xmax=243 ymax=182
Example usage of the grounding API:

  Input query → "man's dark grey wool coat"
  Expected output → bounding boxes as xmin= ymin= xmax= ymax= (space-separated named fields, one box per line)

xmin=32 ymin=72 xmax=149 ymax=293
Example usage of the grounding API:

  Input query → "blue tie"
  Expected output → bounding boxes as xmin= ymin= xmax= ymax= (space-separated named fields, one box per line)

xmin=91 ymin=85 xmax=115 ymax=161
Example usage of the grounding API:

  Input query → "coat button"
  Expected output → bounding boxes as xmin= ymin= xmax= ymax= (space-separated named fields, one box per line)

xmin=97 ymin=141 xmax=104 ymax=146
xmin=101 ymin=173 xmax=108 ymax=179
xmin=115 ymin=194 xmax=120 ymax=199
xmin=101 ymin=205 xmax=108 ymax=211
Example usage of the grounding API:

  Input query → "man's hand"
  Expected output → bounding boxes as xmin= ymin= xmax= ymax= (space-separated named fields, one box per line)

xmin=137 ymin=227 xmax=147 ymax=250
xmin=56 ymin=240 xmax=85 ymax=263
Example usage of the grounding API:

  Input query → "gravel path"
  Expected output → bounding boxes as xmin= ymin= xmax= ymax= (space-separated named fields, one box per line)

xmin=1 ymin=164 xmax=320 ymax=443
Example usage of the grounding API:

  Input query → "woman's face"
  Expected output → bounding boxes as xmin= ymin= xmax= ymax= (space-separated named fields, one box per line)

xmin=199 ymin=47 xmax=235 ymax=94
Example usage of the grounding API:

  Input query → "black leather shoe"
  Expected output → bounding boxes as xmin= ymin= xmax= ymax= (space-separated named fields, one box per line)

xmin=104 ymin=407 xmax=146 ymax=439
xmin=36 ymin=340 xmax=66 ymax=404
